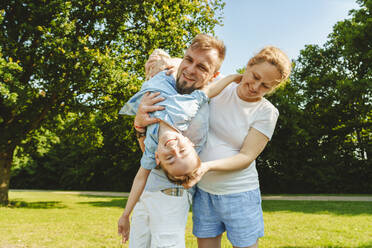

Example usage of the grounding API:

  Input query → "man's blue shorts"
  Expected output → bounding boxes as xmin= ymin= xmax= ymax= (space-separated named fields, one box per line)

xmin=192 ymin=187 xmax=264 ymax=247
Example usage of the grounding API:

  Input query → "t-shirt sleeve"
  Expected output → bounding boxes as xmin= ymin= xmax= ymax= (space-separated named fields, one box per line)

xmin=251 ymin=105 xmax=279 ymax=140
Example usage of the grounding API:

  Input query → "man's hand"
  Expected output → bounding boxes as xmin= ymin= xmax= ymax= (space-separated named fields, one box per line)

xmin=182 ymin=163 xmax=210 ymax=189
xmin=134 ymin=92 xmax=165 ymax=129
xmin=117 ymin=214 xmax=130 ymax=244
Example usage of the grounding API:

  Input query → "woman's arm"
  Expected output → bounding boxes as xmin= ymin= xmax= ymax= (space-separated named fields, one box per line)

xmin=201 ymin=74 xmax=242 ymax=98
xmin=204 ymin=128 xmax=269 ymax=171
xmin=182 ymin=128 xmax=269 ymax=188
xmin=117 ymin=167 xmax=150 ymax=243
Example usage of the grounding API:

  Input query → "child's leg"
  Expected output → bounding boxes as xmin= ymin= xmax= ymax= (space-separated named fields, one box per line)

xmin=129 ymin=197 xmax=151 ymax=248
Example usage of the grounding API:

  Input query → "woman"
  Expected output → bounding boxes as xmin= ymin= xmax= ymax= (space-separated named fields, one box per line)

xmin=190 ymin=46 xmax=291 ymax=248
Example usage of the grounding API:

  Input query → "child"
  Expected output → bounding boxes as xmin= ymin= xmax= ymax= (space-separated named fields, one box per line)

xmin=118 ymin=48 xmax=240 ymax=245
xmin=120 ymin=49 xmax=240 ymax=184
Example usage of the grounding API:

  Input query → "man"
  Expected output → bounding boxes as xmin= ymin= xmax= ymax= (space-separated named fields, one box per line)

xmin=118 ymin=34 xmax=226 ymax=248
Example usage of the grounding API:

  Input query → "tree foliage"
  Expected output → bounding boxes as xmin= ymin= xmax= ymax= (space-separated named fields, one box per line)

xmin=6 ymin=0 xmax=371 ymax=196
xmin=258 ymin=0 xmax=371 ymax=193
xmin=0 ymin=0 xmax=224 ymax=205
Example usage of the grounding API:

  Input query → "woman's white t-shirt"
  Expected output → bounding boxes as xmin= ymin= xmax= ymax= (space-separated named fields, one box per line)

xmin=198 ymin=83 xmax=279 ymax=195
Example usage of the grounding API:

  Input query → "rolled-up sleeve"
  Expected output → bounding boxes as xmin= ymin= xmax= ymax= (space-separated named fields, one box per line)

xmin=140 ymin=148 xmax=157 ymax=170
xmin=140 ymin=125 xmax=159 ymax=169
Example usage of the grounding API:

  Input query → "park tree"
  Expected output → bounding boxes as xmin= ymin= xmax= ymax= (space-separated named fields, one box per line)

xmin=259 ymin=0 xmax=371 ymax=193
xmin=0 ymin=0 xmax=224 ymax=205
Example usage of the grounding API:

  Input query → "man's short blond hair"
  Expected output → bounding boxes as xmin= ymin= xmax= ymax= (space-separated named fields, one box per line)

xmin=248 ymin=46 xmax=292 ymax=89
xmin=189 ymin=33 xmax=226 ymax=72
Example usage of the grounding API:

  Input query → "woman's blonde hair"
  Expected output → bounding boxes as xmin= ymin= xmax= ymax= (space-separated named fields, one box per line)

xmin=248 ymin=46 xmax=292 ymax=90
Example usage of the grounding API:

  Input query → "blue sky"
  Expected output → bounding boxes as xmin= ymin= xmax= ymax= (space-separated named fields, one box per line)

xmin=214 ymin=0 xmax=359 ymax=75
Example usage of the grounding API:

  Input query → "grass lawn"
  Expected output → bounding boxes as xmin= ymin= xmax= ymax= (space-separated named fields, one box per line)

xmin=1 ymin=191 xmax=372 ymax=248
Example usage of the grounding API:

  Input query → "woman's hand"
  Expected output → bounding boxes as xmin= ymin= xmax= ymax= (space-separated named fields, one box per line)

xmin=182 ymin=163 xmax=210 ymax=189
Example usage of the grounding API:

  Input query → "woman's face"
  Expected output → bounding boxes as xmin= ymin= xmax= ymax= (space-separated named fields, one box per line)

xmin=237 ymin=61 xmax=282 ymax=102
xmin=155 ymin=131 xmax=199 ymax=177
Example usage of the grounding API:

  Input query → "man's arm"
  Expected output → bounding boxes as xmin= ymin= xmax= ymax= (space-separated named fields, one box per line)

xmin=182 ymin=128 xmax=269 ymax=188
xmin=132 ymin=91 xmax=165 ymax=152
xmin=118 ymin=167 xmax=151 ymax=244
xmin=201 ymin=74 xmax=242 ymax=98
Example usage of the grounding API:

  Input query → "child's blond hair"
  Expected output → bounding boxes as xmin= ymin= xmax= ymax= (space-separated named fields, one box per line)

xmin=145 ymin=49 xmax=170 ymax=80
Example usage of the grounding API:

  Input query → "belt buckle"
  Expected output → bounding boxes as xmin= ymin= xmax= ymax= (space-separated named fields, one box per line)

xmin=161 ymin=188 xmax=184 ymax=196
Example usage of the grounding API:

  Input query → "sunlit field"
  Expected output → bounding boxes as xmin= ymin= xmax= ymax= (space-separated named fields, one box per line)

xmin=1 ymin=191 xmax=371 ymax=248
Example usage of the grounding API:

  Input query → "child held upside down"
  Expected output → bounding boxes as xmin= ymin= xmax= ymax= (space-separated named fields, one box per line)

xmin=117 ymin=49 xmax=241 ymax=243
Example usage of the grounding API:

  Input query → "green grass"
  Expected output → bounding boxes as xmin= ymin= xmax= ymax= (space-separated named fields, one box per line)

xmin=263 ymin=193 xmax=372 ymax=197
xmin=1 ymin=191 xmax=372 ymax=248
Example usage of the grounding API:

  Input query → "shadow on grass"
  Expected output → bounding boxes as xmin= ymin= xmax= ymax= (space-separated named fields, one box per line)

xmin=77 ymin=195 xmax=372 ymax=216
xmin=277 ymin=242 xmax=372 ymax=248
xmin=78 ymin=198 xmax=128 ymax=208
xmin=77 ymin=194 xmax=127 ymax=198
xmin=8 ymin=200 xmax=66 ymax=209
xmin=76 ymin=194 xmax=196 ymax=212
xmin=358 ymin=242 xmax=372 ymax=248
xmin=262 ymin=200 xmax=372 ymax=216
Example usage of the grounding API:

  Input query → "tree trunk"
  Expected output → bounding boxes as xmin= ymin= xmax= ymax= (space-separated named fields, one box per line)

xmin=0 ymin=149 xmax=14 ymax=206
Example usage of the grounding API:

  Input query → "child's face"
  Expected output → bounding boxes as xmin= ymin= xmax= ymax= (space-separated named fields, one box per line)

xmin=155 ymin=132 xmax=199 ymax=177
xmin=237 ymin=61 xmax=282 ymax=102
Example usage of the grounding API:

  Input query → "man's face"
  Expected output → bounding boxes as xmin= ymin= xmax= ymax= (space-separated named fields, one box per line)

xmin=155 ymin=131 xmax=199 ymax=177
xmin=176 ymin=48 xmax=220 ymax=94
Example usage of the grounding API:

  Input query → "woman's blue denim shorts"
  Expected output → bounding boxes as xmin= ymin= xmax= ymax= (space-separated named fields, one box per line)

xmin=192 ymin=186 xmax=264 ymax=247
